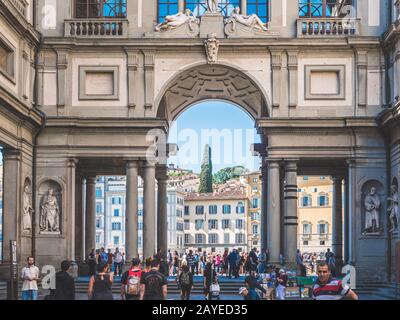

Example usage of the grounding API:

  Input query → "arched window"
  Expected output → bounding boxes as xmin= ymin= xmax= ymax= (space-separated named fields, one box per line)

xmin=183 ymin=0 xmax=240 ymax=18
xmin=298 ymin=0 xmax=353 ymax=18
xmin=158 ymin=0 xmax=179 ymax=22
xmin=75 ymin=0 xmax=127 ymax=18
xmin=247 ymin=0 xmax=270 ymax=23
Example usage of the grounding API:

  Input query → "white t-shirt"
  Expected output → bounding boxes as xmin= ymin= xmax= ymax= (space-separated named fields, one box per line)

xmin=21 ymin=265 xmax=40 ymax=291
xmin=114 ymin=252 xmax=123 ymax=263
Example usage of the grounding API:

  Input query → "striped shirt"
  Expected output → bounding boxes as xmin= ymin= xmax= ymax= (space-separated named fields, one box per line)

xmin=312 ymin=278 xmax=350 ymax=300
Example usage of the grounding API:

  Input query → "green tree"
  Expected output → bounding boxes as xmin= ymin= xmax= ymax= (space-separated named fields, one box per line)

xmin=213 ymin=166 xmax=248 ymax=184
xmin=198 ymin=144 xmax=213 ymax=193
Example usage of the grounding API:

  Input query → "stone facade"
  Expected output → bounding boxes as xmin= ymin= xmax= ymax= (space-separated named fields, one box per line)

xmin=0 ymin=0 xmax=398 ymax=283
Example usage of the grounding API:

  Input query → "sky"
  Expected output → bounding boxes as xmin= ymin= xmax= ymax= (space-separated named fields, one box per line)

xmin=167 ymin=101 xmax=261 ymax=174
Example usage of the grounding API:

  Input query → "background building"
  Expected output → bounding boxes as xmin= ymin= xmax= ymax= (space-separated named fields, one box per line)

xmin=184 ymin=188 xmax=248 ymax=254
xmin=297 ymin=176 xmax=336 ymax=255
xmin=0 ymin=163 xmax=2 ymax=260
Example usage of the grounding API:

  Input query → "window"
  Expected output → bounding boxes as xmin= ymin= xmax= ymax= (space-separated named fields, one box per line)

xmin=209 ymin=233 xmax=219 ymax=244
xmin=252 ymin=224 xmax=259 ymax=235
xmin=96 ymin=235 xmax=100 ymax=243
xmin=251 ymin=212 xmax=260 ymax=221
xmin=318 ymin=194 xmax=329 ymax=206
xmin=223 ymin=205 xmax=231 ymax=214
xmin=195 ymin=219 xmax=204 ymax=230
xmin=208 ymin=219 xmax=218 ymax=230
xmin=196 ymin=205 xmax=204 ymax=215
xmin=235 ymin=233 xmax=245 ymax=244
xmin=96 ymin=203 xmax=102 ymax=214
xmin=320 ymin=240 xmax=325 ymax=245
xmin=253 ymin=177 xmax=258 ymax=183
xmin=184 ymin=0 xmax=240 ymax=18
xmin=176 ymin=209 xmax=183 ymax=217
xmin=298 ymin=0 xmax=352 ymax=18
xmin=138 ymin=236 xmax=142 ymax=246
xmin=96 ymin=219 xmax=101 ymax=228
xmin=209 ymin=205 xmax=218 ymax=214
xmin=302 ymin=195 xmax=312 ymax=207
xmin=158 ymin=0 xmax=179 ymax=22
xmin=222 ymin=219 xmax=230 ymax=229
xmin=113 ymin=236 xmax=119 ymax=246
xmin=236 ymin=202 xmax=245 ymax=214
xmin=184 ymin=234 xmax=191 ymax=244
xmin=184 ymin=206 xmax=190 ymax=216
xmin=0 ymin=37 xmax=15 ymax=80
xmin=138 ymin=210 xmax=143 ymax=217
xmin=184 ymin=220 xmax=190 ymax=230
xmin=113 ymin=209 xmax=120 ymax=217
xmin=224 ymin=233 xmax=230 ymax=244
xmin=236 ymin=219 xmax=244 ymax=229
xmin=303 ymin=223 xmax=311 ymax=235
xmin=95 ymin=188 xmax=102 ymax=198
xmin=318 ymin=222 xmax=328 ymax=234
xmin=177 ymin=223 xmax=184 ymax=231
xmin=247 ymin=0 xmax=269 ymax=23
xmin=112 ymin=222 xmax=121 ymax=231
xmin=303 ymin=240 xmax=309 ymax=246
xmin=138 ymin=222 xmax=143 ymax=230
xmin=252 ymin=198 xmax=259 ymax=209
xmin=195 ymin=234 xmax=205 ymax=244
xmin=75 ymin=0 xmax=127 ymax=18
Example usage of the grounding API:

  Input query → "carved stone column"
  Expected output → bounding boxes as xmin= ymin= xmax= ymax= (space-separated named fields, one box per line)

xmin=85 ymin=176 xmax=97 ymax=257
xmin=332 ymin=176 xmax=343 ymax=263
xmin=156 ymin=165 xmax=168 ymax=260
xmin=283 ymin=160 xmax=298 ymax=266
xmin=260 ymin=158 xmax=268 ymax=251
xmin=66 ymin=159 xmax=77 ymax=261
xmin=143 ymin=162 xmax=156 ymax=259
xmin=126 ymin=161 xmax=139 ymax=260
xmin=266 ymin=159 xmax=281 ymax=264
xmin=75 ymin=174 xmax=84 ymax=262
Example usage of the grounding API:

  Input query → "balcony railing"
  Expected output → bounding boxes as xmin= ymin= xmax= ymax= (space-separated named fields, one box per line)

xmin=9 ymin=0 xmax=27 ymax=17
xmin=297 ymin=18 xmax=360 ymax=37
xmin=64 ymin=19 xmax=129 ymax=38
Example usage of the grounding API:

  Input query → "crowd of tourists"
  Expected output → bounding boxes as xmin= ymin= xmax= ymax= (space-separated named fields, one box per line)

xmin=19 ymin=246 xmax=357 ymax=301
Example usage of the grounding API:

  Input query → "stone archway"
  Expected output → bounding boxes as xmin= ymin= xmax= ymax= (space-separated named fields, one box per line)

xmin=156 ymin=64 xmax=270 ymax=122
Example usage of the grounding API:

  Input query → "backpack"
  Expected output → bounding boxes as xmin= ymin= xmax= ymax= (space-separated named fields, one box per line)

xmin=125 ymin=269 xmax=142 ymax=296
xmin=180 ymin=272 xmax=191 ymax=286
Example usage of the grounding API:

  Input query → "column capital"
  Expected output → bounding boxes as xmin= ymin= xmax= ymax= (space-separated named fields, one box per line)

xmin=284 ymin=159 xmax=299 ymax=171
xmin=3 ymin=149 xmax=22 ymax=161
xmin=331 ymin=176 xmax=344 ymax=184
xmin=126 ymin=160 xmax=140 ymax=170
xmin=265 ymin=158 xmax=282 ymax=168
xmin=86 ymin=176 xmax=97 ymax=185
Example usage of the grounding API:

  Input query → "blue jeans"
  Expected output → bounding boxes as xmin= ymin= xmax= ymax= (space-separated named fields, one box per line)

xmin=22 ymin=290 xmax=38 ymax=300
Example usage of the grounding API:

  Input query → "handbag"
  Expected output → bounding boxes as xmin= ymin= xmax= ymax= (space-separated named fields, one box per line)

xmin=210 ymin=283 xmax=220 ymax=294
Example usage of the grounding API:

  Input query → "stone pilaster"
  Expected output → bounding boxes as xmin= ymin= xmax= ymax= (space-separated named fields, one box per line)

xmin=143 ymin=50 xmax=155 ymax=110
xmin=56 ymin=49 xmax=69 ymax=116
xmin=287 ymin=50 xmax=298 ymax=113
xmin=356 ymin=50 xmax=368 ymax=110
xmin=270 ymin=50 xmax=282 ymax=116
xmin=125 ymin=49 xmax=139 ymax=116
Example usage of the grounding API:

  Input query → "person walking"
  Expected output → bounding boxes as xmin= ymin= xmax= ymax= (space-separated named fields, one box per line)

xmin=228 ymin=249 xmax=238 ymax=279
xmin=249 ymin=248 xmax=259 ymax=273
xmin=88 ymin=262 xmax=114 ymax=300
xmin=194 ymin=252 xmax=200 ymax=275
xmin=222 ymin=249 xmax=229 ymax=277
xmin=178 ymin=264 xmax=194 ymax=300
xmin=53 ymin=260 xmax=75 ymax=300
xmin=242 ymin=270 xmax=267 ymax=300
xmin=107 ymin=249 xmax=114 ymax=272
xmin=121 ymin=258 xmax=143 ymax=300
xmin=113 ymin=248 xmax=124 ymax=277
xmin=312 ymin=262 xmax=358 ymax=300
xmin=276 ymin=269 xmax=288 ymax=300
xmin=173 ymin=251 xmax=180 ymax=276
xmin=21 ymin=256 xmax=40 ymax=301
xmin=186 ymin=250 xmax=195 ymax=274
xmin=88 ymin=249 xmax=97 ymax=277
xmin=203 ymin=261 xmax=218 ymax=300
xmin=140 ymin=259 xmax=168 ymax=300
xmin=296 ymin=249 xmax=304 ymax=276
xmin=258 ymin=248 xmax=267 ymax=274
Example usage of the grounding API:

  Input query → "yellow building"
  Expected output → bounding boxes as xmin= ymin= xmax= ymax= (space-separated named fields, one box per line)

xmin=241 ymin=172 xmax=262 ymax=251
xmin=297 ymin=176 xmax=337 ymax=255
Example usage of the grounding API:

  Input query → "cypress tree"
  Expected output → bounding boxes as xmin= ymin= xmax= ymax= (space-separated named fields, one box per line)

xmin=198 ymin=144 xmax=213 ymax=193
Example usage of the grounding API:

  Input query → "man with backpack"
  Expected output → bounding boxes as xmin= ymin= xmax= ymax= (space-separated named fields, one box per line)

xmin=178 ymin=264 xmax=194 ymax=300
xmin=121 ymin=258 xmax=143 ymax=300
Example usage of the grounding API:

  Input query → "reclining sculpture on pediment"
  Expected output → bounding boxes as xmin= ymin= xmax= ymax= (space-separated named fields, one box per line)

xmin=151 ymin=9 xmax=200 ymax=38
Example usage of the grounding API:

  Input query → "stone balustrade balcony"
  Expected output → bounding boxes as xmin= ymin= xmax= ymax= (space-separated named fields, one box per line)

xmin=6 ymin=0 xmax=27 ymax=17
xmin=64 ymin=19 xmax=129 ymax=38
xmin=297 ymin=18 xmax=360 ymax=37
